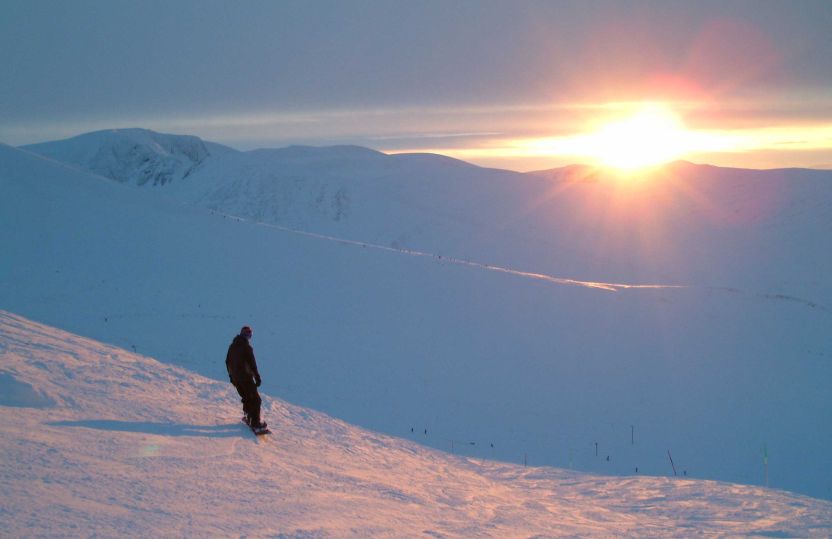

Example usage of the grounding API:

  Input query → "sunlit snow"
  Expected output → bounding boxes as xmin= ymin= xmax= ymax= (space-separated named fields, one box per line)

xmin=2 ymin=311 xmax=830 ymax=537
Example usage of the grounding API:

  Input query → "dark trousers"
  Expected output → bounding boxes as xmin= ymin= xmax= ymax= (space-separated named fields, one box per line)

xmin=233 ymin=379 xmax=261 ymax=423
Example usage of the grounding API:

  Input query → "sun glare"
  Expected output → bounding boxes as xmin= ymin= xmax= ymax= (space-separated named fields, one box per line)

xmin=514 ymin=102 xmax=713 ymax=172
xmin=391 ymin=100 xmax=832 ymax=172
xmin=584 ymin=103 xmax=690 ymax=170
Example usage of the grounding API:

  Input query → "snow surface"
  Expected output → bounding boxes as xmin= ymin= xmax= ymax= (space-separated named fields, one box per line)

xmin=3 ymin=135 xmax=832 ymax=506
xmin=2 ymin=310 xmax=830 ymax=537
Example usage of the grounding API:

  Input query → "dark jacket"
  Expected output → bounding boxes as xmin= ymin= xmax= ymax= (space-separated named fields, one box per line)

xmin=226 ymin=335 xmax=260 ymax=385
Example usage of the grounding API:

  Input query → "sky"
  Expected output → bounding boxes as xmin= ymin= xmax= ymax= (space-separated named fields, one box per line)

xmin=2 ymin=0 xmax=832 ymax=171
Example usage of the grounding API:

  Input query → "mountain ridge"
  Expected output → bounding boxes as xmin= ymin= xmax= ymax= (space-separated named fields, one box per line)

xmin=21 ymin=129 xmax=832 ymax=297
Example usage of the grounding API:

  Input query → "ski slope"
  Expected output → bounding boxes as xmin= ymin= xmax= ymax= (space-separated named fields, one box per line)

xmin=2 ymin=137 xmax=832 ymax=503
xmin=2 ymin=310 xmax=830 ymax=537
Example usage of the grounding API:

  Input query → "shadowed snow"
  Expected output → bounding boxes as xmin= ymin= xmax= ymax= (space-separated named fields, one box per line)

xmin=0 ymin=372 xmax=55 ymax=408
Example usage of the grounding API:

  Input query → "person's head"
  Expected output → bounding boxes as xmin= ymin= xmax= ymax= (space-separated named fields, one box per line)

xmin=240 ymin=326 xmax=253 ymax=340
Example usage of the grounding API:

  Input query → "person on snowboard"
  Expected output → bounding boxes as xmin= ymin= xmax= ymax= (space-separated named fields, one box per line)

xmin=226 ymin=326 xmax=266 ymax=430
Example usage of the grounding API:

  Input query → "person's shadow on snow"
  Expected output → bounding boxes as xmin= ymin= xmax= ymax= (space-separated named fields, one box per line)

xmin=47 ymin=420 xmax=245 ymax=437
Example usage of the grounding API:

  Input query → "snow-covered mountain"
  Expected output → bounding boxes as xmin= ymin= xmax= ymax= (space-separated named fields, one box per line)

xmin=4 ymin=311 xmax=830 ymax=537
xmin=22 ymin=128 xmax=235 ymax=186
xmin=2 ymin=137 xmax=831 ymax=506
xmin=22 ymin=129 xmax=832 ymax=305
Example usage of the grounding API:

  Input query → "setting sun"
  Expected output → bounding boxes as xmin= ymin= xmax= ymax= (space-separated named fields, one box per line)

xmin=485 ymin=101 xmax=742 ymax=172
xmin=535 ymin=102 xmax=708 ymax=171
xmin=583 ymin=103 xmax=690 ymax=169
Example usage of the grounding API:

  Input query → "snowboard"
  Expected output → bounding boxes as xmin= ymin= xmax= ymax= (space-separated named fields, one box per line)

xmin=242 ymin=417 xmax=271 ymax=436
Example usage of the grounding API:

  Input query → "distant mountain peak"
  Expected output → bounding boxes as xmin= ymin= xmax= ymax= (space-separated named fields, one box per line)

xmin=22 ymin=128 xmax=235 ymax=186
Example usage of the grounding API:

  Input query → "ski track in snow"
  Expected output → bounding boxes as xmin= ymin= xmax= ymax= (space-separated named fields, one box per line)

xmin=261 ymin=220 xmax=681 ymax=292
xmin=2 ymin=310 xmax=831 ymax=537
xmin=221 ymin=212 xmax=827 ymax=312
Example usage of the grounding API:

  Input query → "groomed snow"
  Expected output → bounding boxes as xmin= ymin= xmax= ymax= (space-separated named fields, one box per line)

xmin=2 ymin=310 xmax=830 ymax=537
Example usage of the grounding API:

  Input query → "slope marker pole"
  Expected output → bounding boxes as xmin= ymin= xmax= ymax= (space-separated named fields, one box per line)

xmin=764 ymin=444 xmax=769 ymax=487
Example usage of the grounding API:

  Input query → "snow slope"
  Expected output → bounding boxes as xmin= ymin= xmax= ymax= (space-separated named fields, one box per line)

xmin=2 ymin=310 xmax=830 ymax=537
xmin=2 ymin=141 xmax=831 ymax=502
